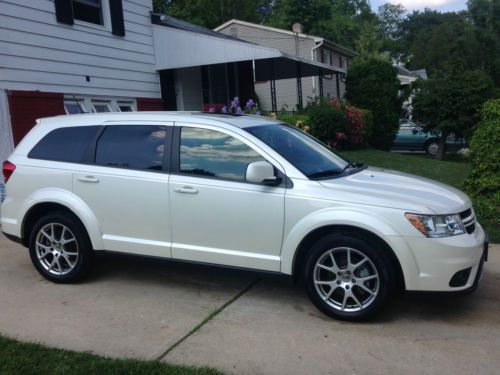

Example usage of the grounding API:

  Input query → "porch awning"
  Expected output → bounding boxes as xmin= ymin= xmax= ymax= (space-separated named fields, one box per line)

xmin=152 ymin=21 xmax=345 ymax=81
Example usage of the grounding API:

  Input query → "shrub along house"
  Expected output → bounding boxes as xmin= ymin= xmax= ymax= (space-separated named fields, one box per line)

xmin=0 ymin=0 xmax=340 ymax=162
xmin=215 ymin=19 xmax=357 ymax=111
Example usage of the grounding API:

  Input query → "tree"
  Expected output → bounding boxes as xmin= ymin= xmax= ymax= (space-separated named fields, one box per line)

xmin=155 ymin=0 xmax=272 ymax=29
xmin=412 ymin=69 xmax=494 ymax=160
xmin=345 ymin=57 xmax=402 ymax=150
xmin=467 ymin=0 xmax=500 ymax=87
xmin=377 ymin=3 xmax=406 ymax=61
xmin=266 ymin=0 xmax=378 ymax=50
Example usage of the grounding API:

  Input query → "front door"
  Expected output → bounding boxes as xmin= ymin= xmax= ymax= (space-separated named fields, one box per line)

xmin=169 ymin=124 xmax=286 ymax=272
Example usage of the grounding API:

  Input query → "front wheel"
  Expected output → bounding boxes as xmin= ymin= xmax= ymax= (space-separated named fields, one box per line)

xmin=29 ymin=212 xmax=93 ymax=283
xmin=304 ymin=234 xmax=392 ymax=321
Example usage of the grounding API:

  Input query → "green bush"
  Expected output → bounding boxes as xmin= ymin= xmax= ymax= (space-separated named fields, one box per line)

xmin=306 ymin=102 xmax=350 ymax=148
xmin=464 ymin=99 xmax=500 ymax=240
xmin=345 ymin=57 xmax=402 ymax=150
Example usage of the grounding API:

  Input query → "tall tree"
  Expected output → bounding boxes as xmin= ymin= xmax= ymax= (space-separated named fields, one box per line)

xmin=377 ymin=3 xmax=406 ymax=61
xmin=412 ymin=70 xmax=494 ymax=160
xmin=155 ymin=0 xmax=272 ymax=29
xmin=266 ymin=0 xmax=378 ymax=50
xmin=467 ymin=0 xmax=500 ymax=87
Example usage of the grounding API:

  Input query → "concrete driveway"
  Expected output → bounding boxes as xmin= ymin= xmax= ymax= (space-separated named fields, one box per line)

xmin=0 ymin=234 xmax=499 ymax=374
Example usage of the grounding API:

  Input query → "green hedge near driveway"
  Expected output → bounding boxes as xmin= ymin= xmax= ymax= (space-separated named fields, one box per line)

xmin=340 ymin=149 xmax=497 ymax=242
xmin=0 ymin=336 xmax=221 ymax=375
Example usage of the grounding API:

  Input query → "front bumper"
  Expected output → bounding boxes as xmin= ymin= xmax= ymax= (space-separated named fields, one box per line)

xmin=395 ymin=224 xmax=487 ymax=292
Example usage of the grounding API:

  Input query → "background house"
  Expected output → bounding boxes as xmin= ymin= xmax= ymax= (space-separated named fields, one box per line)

xmin=215 ymin=19 xmax=357 ymax=111
xmin=0 ymin=1 xmax=340 ymax=163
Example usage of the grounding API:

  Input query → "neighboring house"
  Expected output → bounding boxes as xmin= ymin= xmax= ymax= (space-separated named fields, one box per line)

xmin=0 ymin=1 xmax=338 ymax=162
xmin=215 ymin=19 xmax=357 ymax=111
xmin=395 ymin=64 xmax=428 ymax=118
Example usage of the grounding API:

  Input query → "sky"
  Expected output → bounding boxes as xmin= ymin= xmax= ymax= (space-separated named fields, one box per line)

xmin=370 ymin=0 xmax=468 ymax=13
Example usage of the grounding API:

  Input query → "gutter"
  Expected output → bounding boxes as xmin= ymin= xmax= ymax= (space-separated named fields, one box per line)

xmin=311 ymin=40 xmax=324 ymax=95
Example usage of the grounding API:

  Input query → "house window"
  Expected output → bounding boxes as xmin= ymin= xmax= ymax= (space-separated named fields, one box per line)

xmin=92 ymin=101 xmax=112 ymax=112
xmin=64 ymin=100 xmax=86 ymax=114
xmin=322 ymin=49 xmax=332 ymax=65
xmin=117 ymin=102 xmax=135 ymax=112
xmin=73 ymin=0 xmax=103 ymax=25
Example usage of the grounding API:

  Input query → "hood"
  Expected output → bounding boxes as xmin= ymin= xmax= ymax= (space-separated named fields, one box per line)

xmin=319 ymin=166 xmax=471 ymax=214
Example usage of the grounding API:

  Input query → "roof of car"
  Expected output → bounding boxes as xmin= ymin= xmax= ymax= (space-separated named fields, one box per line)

xmin=38 ymin=112 xmax=281 ymax=129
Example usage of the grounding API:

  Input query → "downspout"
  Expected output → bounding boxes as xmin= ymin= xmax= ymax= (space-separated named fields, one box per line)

xmin=311 ymin=40 xmax=324 ymax=96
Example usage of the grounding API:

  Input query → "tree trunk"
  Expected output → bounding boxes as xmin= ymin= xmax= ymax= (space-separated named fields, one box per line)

xmin=436 ymin=133 xmax=447 ymax=160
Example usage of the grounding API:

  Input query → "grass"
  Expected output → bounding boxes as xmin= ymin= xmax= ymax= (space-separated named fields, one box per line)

xmin=0 ymin=335 xmax=222 ymax=375
xmin=340 ymin=149 xmax=471 ymax=189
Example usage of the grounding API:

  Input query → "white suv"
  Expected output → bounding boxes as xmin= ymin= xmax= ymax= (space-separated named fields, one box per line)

xmin=1 ymin=112 xmax=488 ymax=321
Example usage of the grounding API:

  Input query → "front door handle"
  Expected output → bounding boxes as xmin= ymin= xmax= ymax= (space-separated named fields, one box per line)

xmin=77 ymin=176 xmax=99 ymax=183
xmin=174 ymin=186 xmax=198 ymax=194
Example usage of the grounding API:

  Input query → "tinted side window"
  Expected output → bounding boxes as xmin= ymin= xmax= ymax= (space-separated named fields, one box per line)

xmin=95 ymin=125 xmax=167 ymax=171
xmin=28 ymin=126 xmax=100 ymax=162
xmin=180 ymin=127 xmax=264 ymax=181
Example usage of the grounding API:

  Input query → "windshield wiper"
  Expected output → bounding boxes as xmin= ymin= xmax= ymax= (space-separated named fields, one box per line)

xmin=342 ymin=162 xmax=364 ymax=171
xmin=306 ymin=169 xmax=342 ymax=179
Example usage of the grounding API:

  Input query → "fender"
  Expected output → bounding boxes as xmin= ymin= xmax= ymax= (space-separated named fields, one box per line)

xmin=280 ymin=207 xmax=419 ymax=279
xmin=21 ymin=188 xmax=104 ymax=250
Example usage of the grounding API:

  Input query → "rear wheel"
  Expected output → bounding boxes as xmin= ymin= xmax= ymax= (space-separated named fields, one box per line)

xmin=29 ymin=212 xmax=93 ymax=283
xmin=304 ymin=234 xmax=392 ymax=321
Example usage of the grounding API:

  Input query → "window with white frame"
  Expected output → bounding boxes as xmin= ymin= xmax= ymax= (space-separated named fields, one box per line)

xmin=64 ymin=100 xmax=86 ymax=114
xmin=92 ymin=101 xmax=112 ymax=113
xmin=322 ymin=49 xmax=332 ymax=65
xmin=64 ymin=96 xmax=137 ymax=114
xmin=117 ymin=102 xmax=135 ymax=112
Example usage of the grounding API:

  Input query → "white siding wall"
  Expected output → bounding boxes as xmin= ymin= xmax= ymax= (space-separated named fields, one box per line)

xmin=218 ymin=23 xmax=348 ymax=110
xmin=0 ymin=0 xmax=160 ymax=98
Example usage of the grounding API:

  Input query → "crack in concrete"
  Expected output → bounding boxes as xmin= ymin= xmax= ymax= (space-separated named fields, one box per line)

xmin=156 ymin=277 xmax=261 ymax=361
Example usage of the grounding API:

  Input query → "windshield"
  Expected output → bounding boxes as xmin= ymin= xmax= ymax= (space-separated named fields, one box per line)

xmin=245 ymin=123 xmax=351 ymax=179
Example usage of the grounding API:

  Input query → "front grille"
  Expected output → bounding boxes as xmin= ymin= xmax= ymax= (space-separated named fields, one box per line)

xmin=459 ymin=208 xmax=476 ymax=234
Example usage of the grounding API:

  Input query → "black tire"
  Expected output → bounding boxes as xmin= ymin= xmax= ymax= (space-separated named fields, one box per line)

xmin=28 ymin=212 xmax=93 ymax=283
xmin=304 ymin=234 xmax=393 ymax=321
xmin=425 ymin=139 xmax=439 ymax=156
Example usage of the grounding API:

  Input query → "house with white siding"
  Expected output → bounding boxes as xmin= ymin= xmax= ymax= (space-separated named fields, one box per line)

xmin=215 ymin=19 xmax=357 ymax=112
xmin=0 ymin=1 xmax=341 ymax=163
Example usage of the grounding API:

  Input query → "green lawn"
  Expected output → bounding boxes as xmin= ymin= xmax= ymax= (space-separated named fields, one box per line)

xmin=340 ymin=149 xmax=471 ymax=189
xmin=0 ymin=336 xmax=221 ymax=375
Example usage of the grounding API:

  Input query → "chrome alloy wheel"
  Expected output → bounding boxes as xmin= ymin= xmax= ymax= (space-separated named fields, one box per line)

xmin=313 ymin=247 xmax=380 ymax=312
xmin=35 ymin=223 xmax=79 ymax=276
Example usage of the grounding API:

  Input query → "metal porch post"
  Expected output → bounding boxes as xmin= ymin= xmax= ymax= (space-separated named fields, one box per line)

xmin=270 ymin=60 xmax=277 ymax=113
xmin=296 ymin=62 xmax=303 ymax=109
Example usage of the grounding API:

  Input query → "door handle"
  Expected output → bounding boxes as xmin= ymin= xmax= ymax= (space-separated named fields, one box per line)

xmin=77 ymin=176 xmax=99 ymax=183
xmin=174 ymin=186 xmax=198 ymax=194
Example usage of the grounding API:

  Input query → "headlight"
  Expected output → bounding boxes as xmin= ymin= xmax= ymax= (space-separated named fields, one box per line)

xmin=405 ymin=213 xmax=465 ymax=237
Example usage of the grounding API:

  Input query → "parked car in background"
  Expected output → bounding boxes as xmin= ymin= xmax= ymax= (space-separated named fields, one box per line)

xmin=1 ymin=113 xmax=487 ymax=321
xmin=392 ymin=119 xmax=465 ymax=155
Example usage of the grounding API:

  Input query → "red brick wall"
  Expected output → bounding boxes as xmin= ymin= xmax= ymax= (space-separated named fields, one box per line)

xmin=137 ymin=97 xmax=164 ymax=111
xmin=8 ymin=91 xmax=65 ymax=145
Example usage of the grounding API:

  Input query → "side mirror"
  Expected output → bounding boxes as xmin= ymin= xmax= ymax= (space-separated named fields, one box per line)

xmin=246 ymin=161 xmax=281 ymax=185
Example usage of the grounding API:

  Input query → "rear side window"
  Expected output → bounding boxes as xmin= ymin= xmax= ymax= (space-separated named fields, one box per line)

xmin=28 ymin=126 xmax=100 ymax=162
xmin=95 ymin=125 xmax=168 ymax=171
